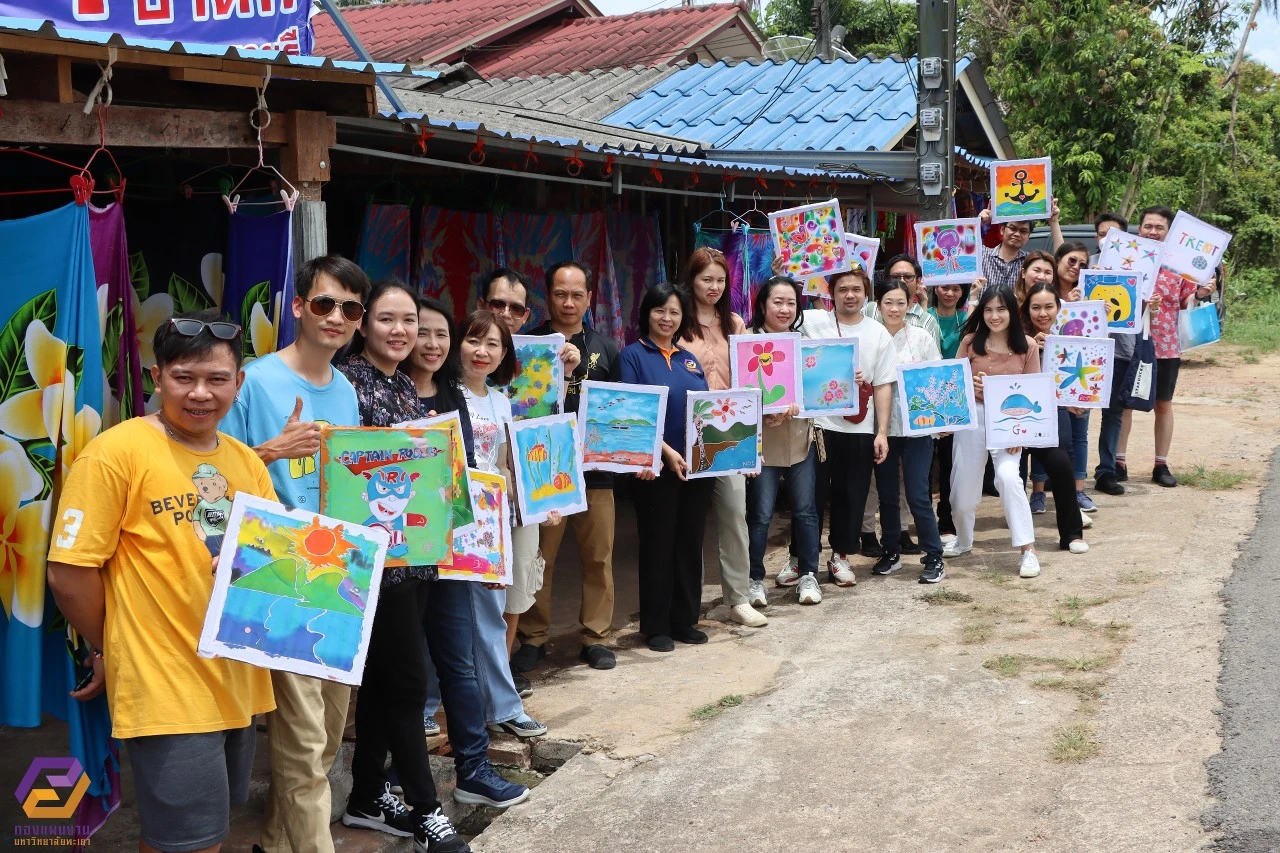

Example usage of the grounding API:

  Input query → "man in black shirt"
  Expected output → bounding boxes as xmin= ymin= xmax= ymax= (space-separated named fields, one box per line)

xmin=515 ymin=261 xmax=621 ymax=671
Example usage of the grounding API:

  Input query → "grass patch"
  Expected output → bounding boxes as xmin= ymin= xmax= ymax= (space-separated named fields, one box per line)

xmin=1032 ymin=677 xmax=1103 ymax=701
xmin=1102 ymin=620 xmax=1132 ymax=640
xmin=918 ymin=588 xmax=974 ymax=606
xmin=1179 ymin=464 xmax=1253 ymax=490
xmin=1199 ymin=355 xmax=1220 ymax=367
xmin=1224 ymin=283 xmax=1280 ymax=353
xmin=1051 ymin=724 xmax=1100 ymax=763
xmin=1051 ymin=608 xmax=1085 ymax=627
xmin=1241 ymin=352 xmax=1261 ymax=364
xmin=1051 ymin=655 xmax=1113 ymax=673
xmin=979 ymin=571 xmax=1015 ymax=587
xmin=1118 ymin=571 xmax=1155 ymax=585
xmin=961 ymin=622 xmax=993 ymax=644
xmin=690 ymin=694 xmax=744 ymax=721
xmin=983 ymin=654 xmax=1023 ymax=677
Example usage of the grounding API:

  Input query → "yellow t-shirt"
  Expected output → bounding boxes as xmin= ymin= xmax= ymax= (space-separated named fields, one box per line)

xmin=48 ymin=418 xmax=277 ymax=739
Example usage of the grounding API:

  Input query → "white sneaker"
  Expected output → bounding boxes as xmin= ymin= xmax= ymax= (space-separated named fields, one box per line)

xmin=747 ymin=579 xmax=769 ymax=608
xmin=940 ymin=533 xmax=958 ymax=547
xmin=1080 ymin=510 xmax=1093 ymax=529
xmin=797 ymin=574 xmax=822 ymax=604
xmin=775 ymin=557 xmax=801 ymax=587
xmin=942 ymin=541 xmax=972 ymax=558
xmin=729 ymin=602 xmax=768 ymax=627
xmin=1019 ymin=551 xmax=1041 ymax=578
xmin=1068 ymin=540 xmax=1089 ymax=554
xmin=826 ymin=554 xmax=856 ymax=587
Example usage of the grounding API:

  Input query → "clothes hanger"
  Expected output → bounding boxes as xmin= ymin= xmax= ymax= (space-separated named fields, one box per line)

xmin=693 ymin=191 xmax=737 ymax=230
xmin=222 ymin=68 xmax=300 ymax=214
xmin=731 ymin=191 xmax=770 ymax=231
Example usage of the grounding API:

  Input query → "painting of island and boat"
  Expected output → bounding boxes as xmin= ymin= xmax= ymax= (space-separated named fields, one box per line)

xmin=578 ymin=381 xmax=669 ymax=475
xmin=684 ymin=388 xmax=762 ymax=479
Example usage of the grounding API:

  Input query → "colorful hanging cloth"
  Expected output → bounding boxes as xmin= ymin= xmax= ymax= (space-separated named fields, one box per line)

xmin=225 ymin=208 xmax=294 ymax=361
xmin=91 ymin=202 xmax=144 ymax=426
xmin=414 ymin=206 xmax=503 ymax=322
xmin=356 ymin=203 xmax=411 ymax=287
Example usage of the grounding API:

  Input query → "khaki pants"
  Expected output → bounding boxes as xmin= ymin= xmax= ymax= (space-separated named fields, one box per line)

xmin=524 ymin=488 xmax=616 ymax=647
xmin=259 ymin=672 xmax=351 ymax=853
xmin=713 ymin=475 xmax=751 ymax=607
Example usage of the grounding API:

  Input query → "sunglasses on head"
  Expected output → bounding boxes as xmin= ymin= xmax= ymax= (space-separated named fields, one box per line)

xmin=484 ymin=298 xmax=528 ymax=318
xmin=169 ymin=318 xmax=241 ymax=340
xmin=306 ymin=295 xmax=366 ymax=322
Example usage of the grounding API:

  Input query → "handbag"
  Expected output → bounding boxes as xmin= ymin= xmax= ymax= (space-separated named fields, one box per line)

xmin=1121 ymin=306 xmax=1157 ymax=412
xmin=843 ymin=382 xmax=875 ymax=424
xmin=1178 ymin=302 xmax=1221 ymax=352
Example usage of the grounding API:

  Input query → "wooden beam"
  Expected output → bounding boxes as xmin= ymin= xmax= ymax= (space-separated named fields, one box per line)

xmin=280 ymin=110 xmax=336 ymax=200
xmin=56 ymin=57 xmax=74 ymax=104
xmin=0 ymin=100 xmax=288 ymax=148
xmin=168 ymin=66 xmax=271 ymax=89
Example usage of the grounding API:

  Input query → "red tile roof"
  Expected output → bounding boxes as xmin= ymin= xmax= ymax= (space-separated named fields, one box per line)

xmin=312 ymin=0 xmax=598 ymax=64
xmin=471 ymin=4 xmax=761 ymax=77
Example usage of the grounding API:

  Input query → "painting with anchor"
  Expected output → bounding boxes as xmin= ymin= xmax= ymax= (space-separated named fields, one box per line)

xmin=990 ymin=158 xmax=1053 ymax=224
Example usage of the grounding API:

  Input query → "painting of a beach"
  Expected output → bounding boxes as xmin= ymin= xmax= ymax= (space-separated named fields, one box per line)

xmin=578 ymin=381 xmax=669 ymax=475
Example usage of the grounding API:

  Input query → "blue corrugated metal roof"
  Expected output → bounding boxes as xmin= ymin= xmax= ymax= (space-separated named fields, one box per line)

xmin=605 ymin=56 xmax=971 ymax=153
xmin=0 ymin=16 xmax=437 ymax=77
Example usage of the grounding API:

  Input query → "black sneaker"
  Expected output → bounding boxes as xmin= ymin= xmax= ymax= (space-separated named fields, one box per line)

xmin=1094 ymin=472 xmax=1125 ymax=496
xmin=510 ymin=642 xmax=545 ymax=673
xmin=511 ymin=667 xmax=532 ymax=698
xmin=1153 ymin=465 xmax=1177 ymax=488
xmin=580 ymin=645 xmax=616 ymax=670
xmin=898 ymin=531 xmax=922 ymax=555
xmin=342 ymin=783 xmax=415 ymax=837
xmin=414 ymin=806 xmax=470 ymax=853
xmin=919 ymin=556 xmax=945 ymax=584
xmin=1115 ymin=463 xmax=1129 ymax=482
xmin=871 ymin=552 xmax=902 ymax=575
xmin=673 ymin=627 xmax=708 ymax=645
xmin=859 ymin=532 xmax=883 ymax=558
xmin=647 ymin=634 xmax=675 ymax=652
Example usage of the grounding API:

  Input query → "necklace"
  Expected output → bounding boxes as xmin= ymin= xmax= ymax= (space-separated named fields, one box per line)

xmin=156 ymin=412 xmax=219 ymax=450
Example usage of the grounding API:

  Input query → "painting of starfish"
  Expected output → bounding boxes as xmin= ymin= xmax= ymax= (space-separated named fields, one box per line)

xmin=1042 ymin=335 xmax=1115 ymax=409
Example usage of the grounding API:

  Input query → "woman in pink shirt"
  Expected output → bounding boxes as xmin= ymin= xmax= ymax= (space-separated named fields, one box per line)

xmin=677 ymin=248 xmax=764 ymax=629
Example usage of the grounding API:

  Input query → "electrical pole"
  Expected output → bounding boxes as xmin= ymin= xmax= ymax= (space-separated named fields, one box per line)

xmin=916 ymin=0 xmax=956 ymax=220
xmin=814 ymin=0 xmax=831 ymax=60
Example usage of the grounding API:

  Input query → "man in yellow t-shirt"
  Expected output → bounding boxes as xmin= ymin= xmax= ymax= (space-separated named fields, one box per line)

xmin=48 ymin=311 xmax=275 ymax=853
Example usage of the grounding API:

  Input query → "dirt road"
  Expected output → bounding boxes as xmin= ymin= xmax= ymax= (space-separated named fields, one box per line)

xmin=476 ymin=345 xmax=1280 ymax=852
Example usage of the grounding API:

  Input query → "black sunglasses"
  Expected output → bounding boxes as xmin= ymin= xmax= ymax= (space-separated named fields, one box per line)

xmin=483 ymin=298 xmax=528 ymax=318
xmin=169 ymin=318 xmax=242 ymax=340
xmin=306 ymin=295 xmax=366 ymax=322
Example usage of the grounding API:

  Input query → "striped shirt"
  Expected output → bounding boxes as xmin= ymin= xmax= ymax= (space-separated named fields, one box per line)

xmin=981 ymin=246 xmax=1028 ymax=290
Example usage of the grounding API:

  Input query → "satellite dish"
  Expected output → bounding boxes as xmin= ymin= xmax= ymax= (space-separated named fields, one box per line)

xmin=762 ymin=34 xmax=856 ymax=61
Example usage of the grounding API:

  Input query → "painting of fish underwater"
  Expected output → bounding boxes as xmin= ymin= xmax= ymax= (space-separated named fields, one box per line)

xmin=578 ymin=380 xmax=668 ymax=475
xmin=319 ymin=425 xmax=456 ymax=567
xmin=440 ymin=468 xmax=511 ymax=584
xmin=198 ymin=493 xmax=389 ymax=685
xmin=896 ymin=358 xmax=978 ymax=438
xmin=498 ymin=333 xmax=566 ymax=420
xmin=509 ymin=414 xmax=589 ymax=524
xmin=1042 ymin=334 xmax=1115 ymax=409
xmin=982 ymin=374 xmax=1060 ymax=450
xmin=684 ymin=388 xmax=763 ymax=479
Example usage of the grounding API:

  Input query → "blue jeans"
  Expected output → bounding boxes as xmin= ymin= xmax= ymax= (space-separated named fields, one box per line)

xmin=1095 ymin=358 xmax=1130 ymax=479
xmin=1068 ymin=410 xmax=1090 ymax=481
xmin=421 ymin=579 xmax=491 ymax=775
xmin=748 ymin=445 xmax=819 ymax=581
xmin=875 ymin=436 xmax=943 ymax=559
xmin=424 ymin=581 xmax=523 ymax=726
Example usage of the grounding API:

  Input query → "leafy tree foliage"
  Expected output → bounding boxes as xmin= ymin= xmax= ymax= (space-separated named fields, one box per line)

xmin=759 ymin=0 xmax=917 ymax=59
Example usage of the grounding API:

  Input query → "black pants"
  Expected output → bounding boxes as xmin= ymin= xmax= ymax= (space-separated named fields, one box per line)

xmin=1027 ymin=446 xmax=1083 ymax=549
xmin=351 ymin=578 xmax=440 ymax=814
xmin=934 ymin=434 xmax=956 ymax=535
xmin=822 ymin=431 xmax=875 ymax=556
xmin=632 ymin=471 xmax=714 ymax=637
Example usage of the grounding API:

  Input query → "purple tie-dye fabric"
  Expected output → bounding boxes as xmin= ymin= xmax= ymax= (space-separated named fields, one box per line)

xmin=414 ymin=206 xmax=502 ymax=321
xmin=692 ymin=225 xmax=776 ymax=321
xmin=608 ymin=211 xmax=665 ymax=343
xmin=500 ymin=212 xmax=574 ymax=329
xmin=90 ymin=202 xmax=144 ymax=421
xmin=570 ymin=212 xmax=622 ymax=346
xmin=357 ymin=203 xmax=411 ymax=284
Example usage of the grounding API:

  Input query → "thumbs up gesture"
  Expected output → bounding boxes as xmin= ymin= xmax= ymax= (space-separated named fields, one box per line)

xmin=275 ymin=395 xmax=322 ymax=460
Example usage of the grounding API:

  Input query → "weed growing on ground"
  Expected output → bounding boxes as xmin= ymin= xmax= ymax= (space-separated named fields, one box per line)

xmin=983 ymin=654 xmax=1023 ymax=677
xmin=979 ymin=571 xmax=1014 ymax=587
xmin=961 ymin=622 xmax=993 ymax=644
xmin=1117 ymin=571 xmax=1155 ymax=585
xmin=1241 ymin=352 xmax=1261 ymax=364
xmin=1102 ymin=621 xmax=1132 ymax=640
xmin=919 ymin=588 xmax=974 ymax=605
xmin=1180 ymin=464 xmax=1253 ymax=490
xmin=1051 ymin=655 xmax=1113 ymax=672
xmin=1032 ymin=677 xmax=1103 ymax=701
xmin=1051 ymin=724 xmax=1100 ymax=763
xmin=1051 ymin=608 xmax=1084 ymax=627
xmin=690 ymin=694 xmax=745 ymax=721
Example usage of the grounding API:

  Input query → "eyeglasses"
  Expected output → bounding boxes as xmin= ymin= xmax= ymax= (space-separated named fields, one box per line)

xmin=484 ymin=298 xmax=529 ymax=318
xmin=169 ymin=318 xmax=241 ymax=340
xmin=1063 ymin=257 xmax=1087 ymax=268
xmin=888 ymin=274 xmax=918 ymax=284
xmin=306 ymin=295 xmax=365 ymax=322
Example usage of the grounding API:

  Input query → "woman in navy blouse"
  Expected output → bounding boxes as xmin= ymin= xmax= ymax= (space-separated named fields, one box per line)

xmin=619 ymin=283 xmax=713 ymax=653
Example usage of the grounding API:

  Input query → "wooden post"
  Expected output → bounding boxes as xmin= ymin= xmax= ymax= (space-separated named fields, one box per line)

xmin=280 ymin=110 xmax=336 ymax=268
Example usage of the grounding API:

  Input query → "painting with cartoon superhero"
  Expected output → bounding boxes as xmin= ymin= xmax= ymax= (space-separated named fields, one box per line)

xmin=197 ymin=493 xmax=389 ymax=684
xmin=318 ymin=425 xmax=456 ymax=567
xmin=439 ymin=469 xmax=512 ymax=583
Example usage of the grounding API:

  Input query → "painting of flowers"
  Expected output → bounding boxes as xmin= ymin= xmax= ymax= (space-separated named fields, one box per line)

xmin=1042 ymin=335 xmax=1115 ymax=408
xmin=729 ymin=333 xmax=802 ymax=414
xmin=896 ymin=358 xmax=979 ymax=437
xmin=508 ymin=414 xmax=588 ymax=524
xmin=798 ymin=338 xmax=860 ymax=417
xmin=496 ymin=334 xmax=566 ymax=421
xmin=684 ymin=388 xmax=762 ymax=478
xmin=768 ymin=199 xmax=852 ymax=280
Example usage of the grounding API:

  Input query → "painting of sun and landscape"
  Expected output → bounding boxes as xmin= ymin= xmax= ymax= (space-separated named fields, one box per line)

xmin=684 ymin=388 xmax=763 ymax=479
xmin=896 ymin=358 xmax=979 ymax=438
xmin=509 ymin=413 xmax=589 ymax=524
xmin=198 ymin=493 xmax=389 ymax=685
xmin=578 ymin=380 xmax=668 ymax=475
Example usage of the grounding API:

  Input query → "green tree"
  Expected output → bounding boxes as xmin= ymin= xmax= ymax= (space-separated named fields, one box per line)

xmin=758 ymin=0 xmax=917 ymax=58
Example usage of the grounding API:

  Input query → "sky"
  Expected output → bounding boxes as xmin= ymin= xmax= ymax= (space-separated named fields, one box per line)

xmin=592 ymin=0 xmax=1280 ymax=73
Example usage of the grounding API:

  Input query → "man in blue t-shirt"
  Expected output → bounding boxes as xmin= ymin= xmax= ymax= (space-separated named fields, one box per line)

xmin=219 ymin=254 xmax=369 ymax=853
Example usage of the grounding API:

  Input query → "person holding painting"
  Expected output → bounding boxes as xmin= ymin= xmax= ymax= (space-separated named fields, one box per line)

xmin=948 ymin=286 xmax=1087 ymax=580
xmin=744 ymin=276 xmax=821 ymax=605
xmin=333 ymin=279 xmax=470 ymax=853
xmin=518 ymin=260 xmax=622 ymax=673
xmin=1051 ymin=243 xmax=1099 ymax=514
xmin=678 ymin=247 xmax=767 ymax=628
xmin=928 ymin=280 xmax=973 ymax=540
xmin=620 ymin=282 xmax=716 ymax=652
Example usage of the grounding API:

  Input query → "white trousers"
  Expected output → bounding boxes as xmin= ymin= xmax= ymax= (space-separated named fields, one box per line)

xmin=949 ymin=403 xmax=1035 ymax=551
